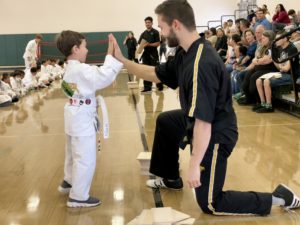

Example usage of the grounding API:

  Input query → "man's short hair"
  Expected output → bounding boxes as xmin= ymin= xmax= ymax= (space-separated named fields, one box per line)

xmin=56 ymin=30 xmax=85 ymax=57
xmin=227 ymin=19 xmax=233 ymax=23
xmin=155 ymin=0 xmax=196 ymax=31
xmin=144 ymin=16 xmax=153 ymax=22
xmin=35 ymin=34 xmax=43 ymax=40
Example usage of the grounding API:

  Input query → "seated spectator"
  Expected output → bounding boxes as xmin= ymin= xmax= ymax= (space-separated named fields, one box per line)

xmin=225 ymin=19 xmax=236 ymax=35
xmin=233 ymin=25 xmax=265 ymax=100
xmin=224 ymin=34 xmax=241 ymax=74
xmin=215 ymin=28 xmax=228 ymax=58
xmin=290 ymin=30 xmax=300 ymax=51
xmin=262 ymin=4 xmax=272 ymax=22
xmin=288 ymin=9 xmax=300 ymax=27
xmin=272 ymin=4 xmax=291 ymax=32
xmin=207 ymin=27 xmax=217 ymax=48
xmin=238 ymin=30 xmax=278 ymax=105
xmin=254 ymin=8 xmax=272 ymax=30
xmin=247 ymin=10 xmax=256 ymax=23
xmin=255 ymin=31 xmax=299 ymax=112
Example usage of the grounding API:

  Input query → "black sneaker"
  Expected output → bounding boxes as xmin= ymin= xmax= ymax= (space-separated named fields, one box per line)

xmin=67 ymin=196 xmax=101 ymax=208
xmin=146 ymin=177 xmax=183 ymax=190
xmin=141 ymin=89 xmax=152 ymax=94
xmin=256 ymin=107 xmax=274 ymax=113
xmin=58 ymin=180 xmax=72 ymax=194
xmin=273 ymin=184 xmax=300 ymax=210
xmin=252 ymin=103 xmax=264 ymax=112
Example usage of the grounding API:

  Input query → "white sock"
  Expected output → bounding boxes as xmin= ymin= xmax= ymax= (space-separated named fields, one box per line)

xmin=272 ymin=196 xmax=285 ymax=206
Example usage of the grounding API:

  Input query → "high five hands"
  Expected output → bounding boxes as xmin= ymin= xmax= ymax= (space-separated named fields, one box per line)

xmin=107 ymin=34 xmax=126 ymax=63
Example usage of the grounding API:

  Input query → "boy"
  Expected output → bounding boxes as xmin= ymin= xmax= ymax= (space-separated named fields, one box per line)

xmin=56 ymin=30 xmax=123 ymax=207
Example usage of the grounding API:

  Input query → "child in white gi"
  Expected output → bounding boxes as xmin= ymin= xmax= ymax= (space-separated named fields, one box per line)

xmin=56 ymin=30 xmax=123 ymax=207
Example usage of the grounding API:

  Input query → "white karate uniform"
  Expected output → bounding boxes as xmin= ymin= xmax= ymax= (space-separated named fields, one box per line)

xmin=23 ymin=39 xmax=38 ymax=69
xmin=0 ymin=81 xmax=17 ymax=99
xmin=10 ymin=77 xmax=26 ymax=96
xmin=22 ymin=70 xmax=38 ymax=90
xmin=63 ymin=54 xmax=123 ymax=201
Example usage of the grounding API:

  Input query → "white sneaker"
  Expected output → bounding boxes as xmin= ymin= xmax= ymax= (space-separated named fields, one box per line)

xmin=146 ymin=178 xmax=183 ymax=190
xmin=67 ymin=196 xmax=101 ymax=208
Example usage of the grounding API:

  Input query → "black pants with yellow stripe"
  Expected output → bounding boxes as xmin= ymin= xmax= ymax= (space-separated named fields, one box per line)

xmin=149 ymin=109 xmax=272 ymax=216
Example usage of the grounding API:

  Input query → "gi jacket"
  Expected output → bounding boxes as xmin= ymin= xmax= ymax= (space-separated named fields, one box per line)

xmin=63 ymin=55 xmax=123 ymax=136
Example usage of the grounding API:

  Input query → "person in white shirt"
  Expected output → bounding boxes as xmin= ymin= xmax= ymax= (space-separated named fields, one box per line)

xmin=22 ymin=67 xmax=39 ymax=90
xmin=23 ymin=34 xmax=43 ymax=70
xmin=56 ymin=30 xmax=123 ymax=208
xmin=1 ymin=73 xmax=19 ymax=102
xmin=10 ymin=70 xmax=27 ymax=96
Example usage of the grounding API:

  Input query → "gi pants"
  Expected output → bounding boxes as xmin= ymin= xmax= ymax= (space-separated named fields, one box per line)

xmin=149 ymin=109 xmax=272 ymax=216
xmin=142 ymin=56 xmax=163 ymax=91
xmin=64 ymin=134 xmax=96 ymax=200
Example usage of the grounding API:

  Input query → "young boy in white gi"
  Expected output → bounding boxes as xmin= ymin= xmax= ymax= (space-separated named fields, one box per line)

xmin=56 ymin=30 xmax=123 ymax=207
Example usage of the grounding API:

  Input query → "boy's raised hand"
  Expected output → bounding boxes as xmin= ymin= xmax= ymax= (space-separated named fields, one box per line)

xmin=110 ymin=34 xmax=126 ymax=62
xmin=107 ymin=34 xmax=114 ymax=56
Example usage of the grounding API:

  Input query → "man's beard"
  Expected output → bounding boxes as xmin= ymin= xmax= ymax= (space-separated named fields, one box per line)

xmin=167 ymin=28 xmax=179 ymax=47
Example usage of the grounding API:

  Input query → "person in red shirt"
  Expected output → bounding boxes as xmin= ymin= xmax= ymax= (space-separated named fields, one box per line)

xmin=272 ymin=4 xmax=291 ymax=32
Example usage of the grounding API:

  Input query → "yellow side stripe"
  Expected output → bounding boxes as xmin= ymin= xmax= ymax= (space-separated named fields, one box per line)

xmin=188 ymin=43 xmax=204 ymax=117
xmin=207 ymin=144 xmax=256 ymax=216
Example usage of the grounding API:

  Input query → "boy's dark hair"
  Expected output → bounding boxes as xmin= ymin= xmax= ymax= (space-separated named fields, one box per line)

xmin=30 ymin=67 xmax=37 ymax=73
xmin=13 ymin=70 xmax=22 ymax=77
xmin=231 ymin=34 xmax=241 ymax=43
xmin=276 ymin=30 xmax=290 ymax=41
xmin=144 ymin=16 xmax=153 ymax=22
xmin=58 ymin=60 xmax=64 ymax=66
xmin=288 ymin=9 xmax=296 ymax=15
xmin=155 ymin=0 xmax=196 ymax=31
xmin=239 ymin=45 xmax=248 ymax=56
xmin=56 ymin=30 xmax=85 ymax=57
xmin=2 ymin=73 xmax=10 ymax=81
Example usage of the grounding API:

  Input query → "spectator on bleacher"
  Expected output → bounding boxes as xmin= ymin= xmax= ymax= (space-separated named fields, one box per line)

xmin=262 ymin=4 xmax=272 ymax=22
xmin=247 ymin=10 xmax=256 ymax=23
xmin=207 ymin=27 xmax=217 ymax=48
xmin=240 ymin=19 xmax=251 ymax=34
xmin=240 ymin=29 xmax=257 ymax=66
xmin=215 ymin=28 xmax=228 ymax=58
xmin=272 ymin=4 xmax=291 ymax=32
xmin=254 ymin=8 xmax=272 ymax=31
xmin=234 ymin=18 xmax=243 ymax=36
xmin=0 ymin=73 xmax=19 ymax=102
xmin=288 ymin=9 xmax=300 ymax=27
xmin=240 ymin=19 xmax=251 ymax=45
xmin=233 ymin=25 xmax=265 ymax=100
xmin=23 ymin=34 xmax=43 ymax=71
xmin=238 ymin=30 xmax=277 ymax=105
xmin=225 ymin=19 xmax=236 ymax=36
xmin=291 ymin=30 xmax=300 ymax=51
xmin=255 ymin=31 xmax=299 ymax=113
xmin=231 ymin=45 xmax=248 ymax=94
xmin=224 ymin=34 xmax=241 ymax=74
xmin=231 ymin=29 xmax=257 ymax=94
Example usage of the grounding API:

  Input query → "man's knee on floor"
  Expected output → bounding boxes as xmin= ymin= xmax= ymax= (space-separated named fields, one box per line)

xmin=196 ymin=190 xmax=214 ymax=214
xmin=196 ymin=198 xmax=214 ymax=214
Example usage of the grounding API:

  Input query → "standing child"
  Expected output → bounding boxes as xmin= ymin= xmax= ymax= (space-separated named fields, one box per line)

xmin=56 ymin=30 xmax=123 ymax=208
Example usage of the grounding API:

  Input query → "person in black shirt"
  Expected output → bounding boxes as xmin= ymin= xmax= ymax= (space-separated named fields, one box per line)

xmin=111 ymin=0 xmax=300 ymax=216
xmin=123 ymin=31 xmax=138 ymax=62
xmin=138 ymin=16 xmax=163 ymax=92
